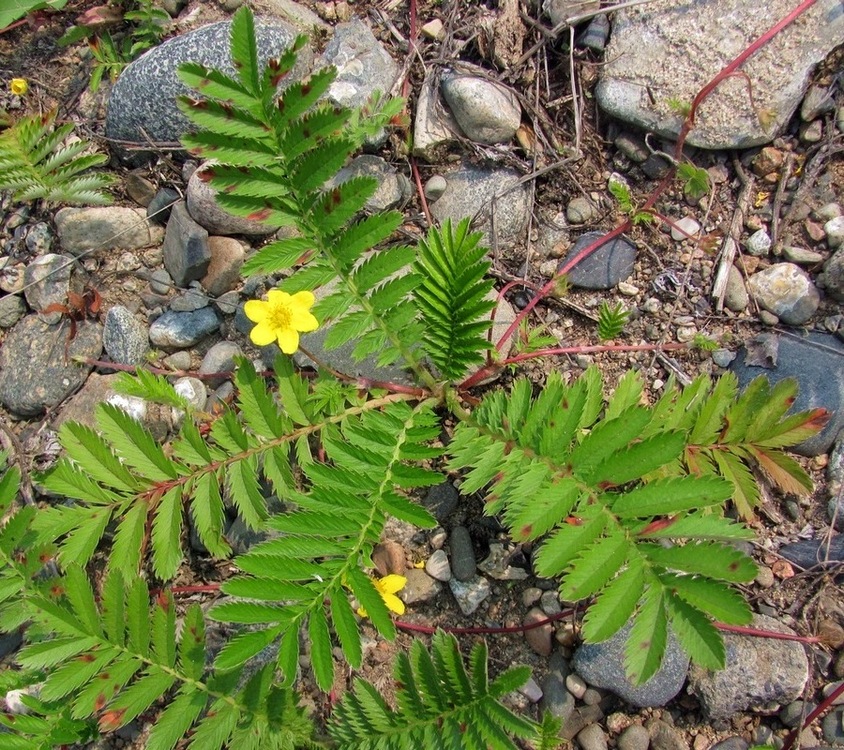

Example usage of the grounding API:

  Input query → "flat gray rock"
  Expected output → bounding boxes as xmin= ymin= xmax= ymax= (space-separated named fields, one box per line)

xmin=429 ymin=163 xmax=529 ymax=245
xmin=149 ymin=308 xmax=220 ymax=349
xmin=596 ymin=0 xmax=844 ymax=149
xmin=572 ymin=622 xmax=689 ymax=707
xmin=441 ymin=73 xmax=521 ymax=145
xmin=560 ymin=231 xmax=637 ymax=290
xmin=105 ymin=17 xmax=309 ymax=146
xmin=23 ymin=254 xmax=76 ymax=325
xmin=687 ymin=614 xmax=809 ymax=720
xmin=0 ymin=316 xmax=102 ymax=417
xmin=728 ymin=331 xmax=844 ymax=456
xmin=55 ymin=207 xmax=162 ymax=256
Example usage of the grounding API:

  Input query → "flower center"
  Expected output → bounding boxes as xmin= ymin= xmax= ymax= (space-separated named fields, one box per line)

xmin=267 ymin=301 xmax=292 ymax=330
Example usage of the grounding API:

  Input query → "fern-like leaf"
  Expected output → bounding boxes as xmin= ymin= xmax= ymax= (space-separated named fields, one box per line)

xmin=329 ymin=631 xmax=539 ymax=749
xmin=414 ymin=218 xmax=496 ymax=380
xmin=0 ymin=110 xmax=113 ymax=205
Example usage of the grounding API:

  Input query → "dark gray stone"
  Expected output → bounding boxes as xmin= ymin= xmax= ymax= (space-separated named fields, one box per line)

xmin=170 ymin=288 xmax=209 ymax=312
xmin=572 ymin=621 xmax=689 ymax=707
xmin=429 ymin=163 xmax=529 ymax=245
xmin=823 ymin=709 xmax=844 ymax=745
xmin=728 ymin=332 xmax=844 ymax=456
xmin=147 ymin=188 xmax=180 ymax=226
xmin=103 ymin=305 xmax=150 ymax=365
xmin=148 ymin=308 xmax=220 ymax=349
xmin=541 ymin=651 xmax=575 ymax=721
xmin=559 ymin=231 xmax=637 ymax=290
xmin=423 ymin=481 xmax=459 ymax=522
xmin=0 ymin=317 xmax=102 ymax=416
xmin=163 ymin=201 xmax=211 ymax=287
xmin=779 ymin=535 xmax=844 ymax=572
xmin=0 ymin=629 xmax=22 ymax=660
xmin=780 ymin=701 xmax=816 ymax=728
xmin=448 ymin=525 xmax=476 ymax=582
xmin=687 ymin=614 xmax=809 ymax=720
xmin=105 ymin=17 xmax=308 ymax=146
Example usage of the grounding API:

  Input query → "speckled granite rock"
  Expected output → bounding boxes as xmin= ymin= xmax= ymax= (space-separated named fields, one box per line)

xmin=0 ymin=317 xmax=102 ymax=417
xmin=596 ymin=0 xmax=844 ymax=149
xmin=105 ymin=17 xmax=310 ymax=146
xmin=687 ymin=614 xmax=809 ymax=720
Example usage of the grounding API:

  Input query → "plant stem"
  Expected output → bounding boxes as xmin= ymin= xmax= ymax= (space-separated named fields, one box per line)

xmin=489 ymin=0 xmax=821 ymax=361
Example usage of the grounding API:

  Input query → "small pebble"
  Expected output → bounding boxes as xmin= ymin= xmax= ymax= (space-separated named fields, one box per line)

xmin=744 ymin=228 xmax=772 ymax=256
xmin=582 ymin=688 xmax=603 ymax=706
xmin=825 ymin=216 xmax=844 ymax=249
xmin=670 ymin=217 xmax=700 ymax=241
xmin=524 ymin=607 xmax=554 ymax=656
xmin=755 ymin=565 xmax=775 ymax=588
xmin=618 ymin=724 xmax=651 ymax=750
xmin=540 ymin=589 xmax=562 ymax=615
xmin=522 ymin=587 xmax=543 ymax=607
xmin=425 ymin=549 xmax=452 ymax=582
xmin=567 ymin=196 xmax=598 ymax=225
xmin=618 ymin=281 xmax=639 ymax=296
xmin=577 ymin=722 xmax=609 ymax=750
xmin=566 ymin=673 xmax=587 ymax=700
xmin=424 ymin=175 xmax=448 ymax=201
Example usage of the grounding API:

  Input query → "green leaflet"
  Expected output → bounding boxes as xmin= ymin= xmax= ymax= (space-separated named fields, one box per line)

xmin=329 ymin=632 xmax=539 ymax=750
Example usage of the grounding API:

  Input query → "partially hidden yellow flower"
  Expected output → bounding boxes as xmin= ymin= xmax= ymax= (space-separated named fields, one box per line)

xmin=244 ymin=289 xmax=319 ymax=354
xmin=357 ymin=574 xmax=407 ymax=618
xmin=10 ymin=79 xmax=28 ymax=96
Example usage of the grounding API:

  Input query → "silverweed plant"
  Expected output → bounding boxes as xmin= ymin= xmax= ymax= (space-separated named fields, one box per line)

xmin=0 ymin=8 xmax=827 ymax=749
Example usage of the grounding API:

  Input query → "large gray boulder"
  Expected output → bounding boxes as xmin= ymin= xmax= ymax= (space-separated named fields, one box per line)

xmin=105 ymin=17 xmax=309 ymax=147
xmin=596 ymin=0 xmax=844 ymax=149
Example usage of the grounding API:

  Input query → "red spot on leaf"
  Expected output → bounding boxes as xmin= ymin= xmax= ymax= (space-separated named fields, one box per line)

xmin=199 ymin=168 xmax=216 ymax=182
xmin=94 ymin=693 xmax=108 ymax=711
xmin=99 ymin=708 xmax=127 ymax=732
xmin=80 ymin=653 xmax=96 ymax=663
xmin=247 ymin=207 xmax=273 ymax=222
xmin=50 ymin=585 xmax=64 ymax=597
xmin=301 ymin=83 xmax=311 ymax=95
xmin=564 ymin=516 xmax=583 ymax=526
xmin=519 ymin=524 xmax=533 ymax=539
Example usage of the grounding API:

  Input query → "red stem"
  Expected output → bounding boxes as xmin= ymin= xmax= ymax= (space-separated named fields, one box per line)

xmin=674 ymin=0 xmax=821 ymax=157
xmin=783 ymin=680 xmax=844 ymax=750
xmin=488 ymin=0 xmax=820 ymax=364
xmin=714 ymin=622 xmax=821 ymax=643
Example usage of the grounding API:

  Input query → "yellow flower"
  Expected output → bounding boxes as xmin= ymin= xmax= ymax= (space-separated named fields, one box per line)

xmin=244 ymin=289 xmax=319 ymax=354
xmin=10 ymin=79 xmax=28 ymax=96
xmin=357 ymin=574 xmax=407 ymax=618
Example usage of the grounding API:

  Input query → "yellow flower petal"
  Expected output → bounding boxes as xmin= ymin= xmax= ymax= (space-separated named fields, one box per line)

xmin=382 ymin=592 xmax=405 ymax=615
xmin=290 ymin=309 xmax=319 ymax=332
xmin=266 ymin=288 xmax=291 ymax=305
xmin=10 ymin=79 xmax=27 ymax=96
xmin=276 ymin=328 xmax=299 ymax=354
xmin=377 ymin=575 xmax=407 ymax=595
xmin=249 ymin=321 xmax=277 ymax=346
xmin=291 ymin=290 xmax=315 ymax=307
xmin=243 ymin=299 xmax=268 ymax=322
